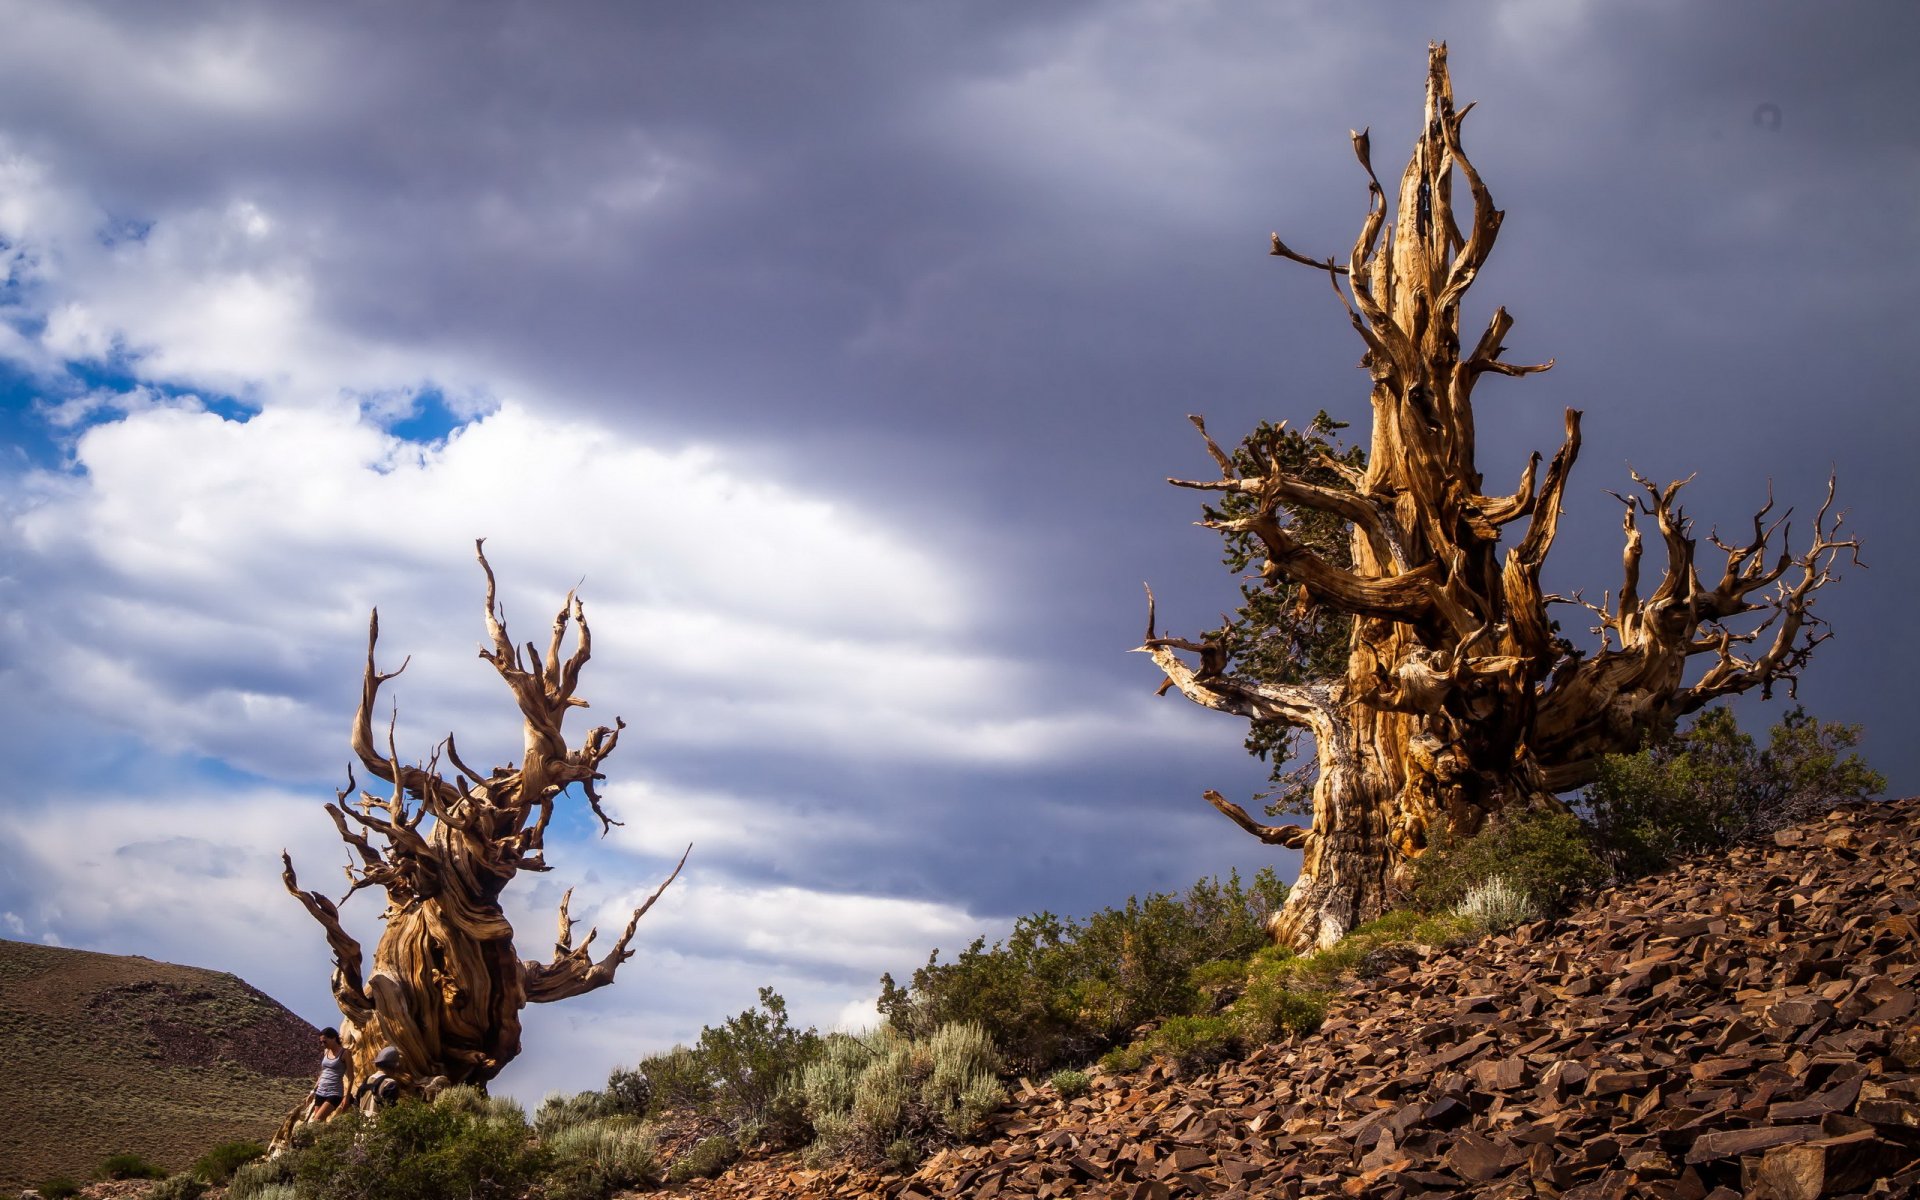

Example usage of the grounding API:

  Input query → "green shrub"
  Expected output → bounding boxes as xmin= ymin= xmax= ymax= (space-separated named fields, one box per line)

xmin=1145 ymin=1015 xmax=1235 ymax=1070
xmin=1413 ymin=807 xmax=1606 ymax=914
xmin=1582 ymin=707 xmax=1884 ymax=877
xmin=795 ymin=1022 xmax=1006 ymax=1164
xmin=1098 ymin=1041 xmax=1148 ymax=1074
xmin=192 ymin=1139 xmax=266 ymax=1184
xmin=693 ymin=987 xmax=820 ymax=1134
xmin=1049 ymin=1069 xmax=1090 ymax=1100
xmin=878 ymin=869 xmax=1287 ymax=1075
xmin=1228 ymin=969 xmax=1327 ymax=1044
xmin=534 ymin=1089 xmax=619 ymax=1138
xmin=603 ymin=1065 xmax=652 ymax=1116
xmin=36 ymin=1179 xmax=81 ymax=1200
xmin=633 ymin=1043 xmax=709 ymax=1113
xmin=285 ymin=1100 xmax=542 ymax=1200
xmin=666 ymin=1134 xmax=739 ymax=1185
xmin=97 ymin=1152 xmax=167 ymax=1180
xmin=151 ymin=1174 xmax=209 ymax=1200
xmin=544 ymin=1117 xmax=657 ymax=1200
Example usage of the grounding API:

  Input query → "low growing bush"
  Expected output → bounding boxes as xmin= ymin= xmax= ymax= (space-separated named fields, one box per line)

xmin=878 ymin=869 xmax=1288 ymax=1075
xmin=286 ymin=1100 xmax=543 ymax=1200
xmin=544 ymin=1117 xmax=657 ymax=1200
xmin=36 ymin=1179 xmax=81 ymax=1200
xmin=1412 ymin=807 xmax=1606 ymax=915
xmin=192 ymin=1139 xmax=266 ymax=1184
xmin=795 ymin=1022 xmax=1006 ymax=1164
xmin=227 ymin=1152 xmax=297 ymax=1200
xmin=665 ymin=1135 xmax=738 ymax=1186
xmin=1582 ymin=706 xmax=1884 ymax=877
xmin=96 ymin=1152 xmax=167 ymax=1181
xmin=150 ymin=1175 xmax=208 ymax=1200
xmin=1453 ymin=875 xmax=1541 ymax=933
xmin=1049 ymin=1069 xmax=1090 ymax=1100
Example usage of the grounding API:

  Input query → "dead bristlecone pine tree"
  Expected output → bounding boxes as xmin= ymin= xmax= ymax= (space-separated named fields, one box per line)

xmin=281 ymin=540 xmax=687 ymax=1105
xmin=1143 ymin=43 xmax=1858 ymax=951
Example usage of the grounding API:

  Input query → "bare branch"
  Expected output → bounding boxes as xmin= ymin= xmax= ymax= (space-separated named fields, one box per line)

xmin=1202 ymin=789 xmax=1309 ymax=848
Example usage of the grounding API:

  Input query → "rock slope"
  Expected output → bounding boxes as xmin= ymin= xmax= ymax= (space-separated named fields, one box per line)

xmin=684 ymin=798 xmax=1920 ymax=1199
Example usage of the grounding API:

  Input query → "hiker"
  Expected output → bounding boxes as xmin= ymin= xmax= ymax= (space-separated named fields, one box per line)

xmin=309 ymin=1027 xmax=348 ymax=1122
xmin=354 ymin=1044 xmax=407 ymax=1114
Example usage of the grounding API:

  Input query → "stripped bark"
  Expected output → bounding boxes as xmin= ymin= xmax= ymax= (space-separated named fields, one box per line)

xmin=1145 ymin=44 xmax=1857 ymax=949
xmin=283 ymin=541 xmax=687 ymax=1091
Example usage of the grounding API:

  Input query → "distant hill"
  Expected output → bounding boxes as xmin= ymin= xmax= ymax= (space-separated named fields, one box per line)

xmin=0 ymin=939 xmax=317 ymax=1189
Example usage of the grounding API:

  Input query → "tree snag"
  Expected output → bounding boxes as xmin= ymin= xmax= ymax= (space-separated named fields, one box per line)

xmin=282 ymin=541 xmax=688 ymax=1092
xmin=1143 ymin=44 xmax=1858 ymax=949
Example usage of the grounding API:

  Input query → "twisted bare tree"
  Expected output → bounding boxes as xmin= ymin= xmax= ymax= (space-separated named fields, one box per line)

xmin=1143 ymin=44 xmax=1858 ymax=949
xmin=282 ymin=541 xmax=687 ymax=1092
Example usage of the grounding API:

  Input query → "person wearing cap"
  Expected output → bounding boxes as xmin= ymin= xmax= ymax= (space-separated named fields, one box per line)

xmin=354 ymin=1045 xmax=407 ymax=1114
xmin=309 ymin=1028 xmax=348 ymax=1121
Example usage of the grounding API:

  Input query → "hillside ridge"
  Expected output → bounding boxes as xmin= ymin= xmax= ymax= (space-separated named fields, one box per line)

xmin=681 ymin=797 xmax=1920 ymax=1199
xmin=0 ymin=938 xmax=317 ymax=1189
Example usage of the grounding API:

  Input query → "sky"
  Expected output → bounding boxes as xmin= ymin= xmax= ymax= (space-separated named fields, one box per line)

xmin=1 ymin=1 xmax=1916 ymax=1103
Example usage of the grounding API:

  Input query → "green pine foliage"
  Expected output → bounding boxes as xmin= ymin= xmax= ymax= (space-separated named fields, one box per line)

xmin=1199 ymin=414 xmax=1366 ymax=815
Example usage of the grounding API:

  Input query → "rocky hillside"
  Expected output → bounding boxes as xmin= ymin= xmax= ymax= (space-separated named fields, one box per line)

xmin=0 ymin=940 xmax=317 ymax=1189
xmin=685 ymin=797 xmax=1920 ymax=1199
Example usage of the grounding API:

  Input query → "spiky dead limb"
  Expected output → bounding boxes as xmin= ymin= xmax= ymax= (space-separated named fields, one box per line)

xmin=282 ymin=541 xmax=688 ymax=1090
xmin=1144 ymin=44 xmax=1856 ymax=948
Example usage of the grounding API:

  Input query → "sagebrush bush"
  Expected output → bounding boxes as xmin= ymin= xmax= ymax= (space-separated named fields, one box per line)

xmin=96 ymin=1152 xmax=166 ymax=1180
xmin=796 ymin=1022 xmax=1006 ymax=1163
xmin=433 ymin=1084 xmax=525 ymax=1127
xmin=1582 ymin=706 xmax=1883 ymax=877
xmin=665 ymin=1134 xmax=739 ymax=1186
xmin=227 ymin=1153 xmax=297 ymax=1200
xmin=878 ymin=869 xmax=1287 ymax=1074
xmin=1453 ymin=875 xmax=1541 ymax=933
xmin=535 ymin=1089 xmax=620 ymax=1137
xmin=150 ymin=1174 xmax=208 ymax=1200
xmin=544 ymin=1117 xmax=657 ymax=1200
xmin=192 ymin=1139 xmax=265 ymax=1184
xmin=1049 ymin=1069 xmax=1090 ymax=1100
xmin=36 ymin=1178 xmax=81 ymax=1200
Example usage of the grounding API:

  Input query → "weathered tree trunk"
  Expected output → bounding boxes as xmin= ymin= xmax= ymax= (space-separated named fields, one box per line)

xmin=1145 ymin=44 xmax=1855 ymax=948
xmin=281 ymin=542 xmax=686 ymax=1093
